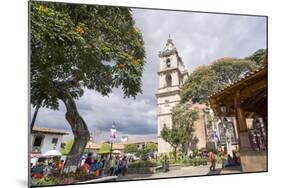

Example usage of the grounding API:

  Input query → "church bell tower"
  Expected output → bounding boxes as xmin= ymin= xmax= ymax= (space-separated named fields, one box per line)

xmin=156 ymin=37 xmax=189 ymax=154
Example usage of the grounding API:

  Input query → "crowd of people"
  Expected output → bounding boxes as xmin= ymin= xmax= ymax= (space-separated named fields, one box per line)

xmin=80 ymin=153 xmax=130 ymax=177
xmin=31 ymin=158 xmax=65 ymax=179
xmin=31 ymin=153 xmax=131 ymax=179
xmin=208 ymin=149 xmax=240 ymax=171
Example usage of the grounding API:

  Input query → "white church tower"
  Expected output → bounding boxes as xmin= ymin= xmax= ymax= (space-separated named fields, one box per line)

xmin=156 ymin=37 xmax=189 ymax=154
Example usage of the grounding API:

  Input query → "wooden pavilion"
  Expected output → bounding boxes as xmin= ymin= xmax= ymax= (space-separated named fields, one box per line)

xmin=208 ymin=56 xmax=267 ymax=172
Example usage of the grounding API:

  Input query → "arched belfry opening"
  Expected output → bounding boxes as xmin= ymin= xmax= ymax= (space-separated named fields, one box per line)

xmin=166 ymin=58 xmax=171 ymax=68
xmin=165 ymin=74 xmax=172 ymax=87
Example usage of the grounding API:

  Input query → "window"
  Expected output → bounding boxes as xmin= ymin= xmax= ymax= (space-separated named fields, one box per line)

xmin=164 ymin=100 xmax=169 ymax=107
xmin=163 ymin=124 xmax=167 ymax=129
xmin=165 ymin=74 xmax=172 ymax=87
xmin=52 ymin=138 xmax=58 ymax=149
xmin=32 ymin=135 xmax=44 ymax=153
xmin=33 ymin=135 xmax=44 ymax=147
xmin=52 ymin=138 xmax=58 ymax=144
xmin=166 ymin=58 xmax=171 ymax=68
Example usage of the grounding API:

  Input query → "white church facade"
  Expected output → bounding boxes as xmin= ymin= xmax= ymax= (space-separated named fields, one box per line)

xmin=156 ymin=37 xmax=238 ymax=155
xmin=156 ymin=38 xmax=189 ymax=154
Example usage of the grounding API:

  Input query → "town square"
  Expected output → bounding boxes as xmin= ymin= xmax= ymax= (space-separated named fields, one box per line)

xmin=29 ymin=1 xmax=267 ymax=186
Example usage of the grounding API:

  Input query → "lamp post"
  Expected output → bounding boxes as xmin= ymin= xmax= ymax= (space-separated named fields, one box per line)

xmin=109 ymin=122 xmax=117 ymax=160
xmin=220 ymin=104 xmax=227 ymax=114
xmin=220 ymin=103 xmax=233 ymax=157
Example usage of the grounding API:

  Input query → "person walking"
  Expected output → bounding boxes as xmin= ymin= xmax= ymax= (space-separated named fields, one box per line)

xmin=208 ymin=150 xmax=216 ymax=171
xmin=114 ymin=156 xmax=120 ymax=176
xmin=84 ymin=153 xmax=93 ymax=174
xmin=163 ymin=155 xmax=169 ymax=172
xmin=121 ymin=156 xmax=128 ymax=176
xmin=99 ymin=156 xmax=106 ymax=176
xmin=89 ymin=159 xmax=98 ymax=176
xmin=108 ymin=156 xmax=115 ymax=176
xmin=56 ymin=160 xmax=64 ymax=174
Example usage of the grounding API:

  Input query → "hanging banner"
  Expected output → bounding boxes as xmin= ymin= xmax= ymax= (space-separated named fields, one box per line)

xmin=110 ymin=127 xmax=116 ymax=142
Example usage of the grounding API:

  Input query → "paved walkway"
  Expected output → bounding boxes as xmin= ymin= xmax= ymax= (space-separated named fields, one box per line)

xmin=117 ymin=165 xmax=242 ymax=181
xmin=78 ymin=176 xmax=118 ymax=184
xmin=77 ymin=165 xmax=242 ymax=183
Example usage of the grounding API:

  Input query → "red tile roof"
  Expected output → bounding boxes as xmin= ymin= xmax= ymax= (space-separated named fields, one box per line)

xmin=32 ymin=126 xmax=69 ymax=135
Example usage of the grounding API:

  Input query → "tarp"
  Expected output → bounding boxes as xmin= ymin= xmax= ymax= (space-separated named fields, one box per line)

xmin=42 ymin=150 xmax=62 ymax=156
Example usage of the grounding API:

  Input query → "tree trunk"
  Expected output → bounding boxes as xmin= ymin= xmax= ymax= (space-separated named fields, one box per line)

xmin=173 ymin=147 xmax=177 ymax=161
xmin=30 ymin=104 xmax=40 ymax=132
xmin=181 ymin=142 xmax=188 ymax=155
xmin=55 ymin=85 xmax=90 ymax=173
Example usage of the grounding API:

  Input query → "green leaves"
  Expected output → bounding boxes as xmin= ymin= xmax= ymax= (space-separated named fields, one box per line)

xmin=62 ymin=140 xmax=74 ymax=155
xmin=181 ymin=54 xmax=261 ymax=104
xmin=124 ymin=144 xmax=139 ymax=154
xmin=161 ymin=126 xmax=181 ymax=148
xmin=99 ymin=143 xmax=111 ymax=154
xmin=30 ymin=2 xmax=146 ymax=109
xmin=181 ymin=66 xmax=218 ymax=103
xmin=245 ymin=49 xmax=266 ymax=65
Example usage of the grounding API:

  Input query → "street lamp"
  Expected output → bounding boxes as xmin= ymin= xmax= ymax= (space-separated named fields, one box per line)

xmin=109 ymin=122 xmax=117 ymax=160
xmin=220 ymin=103 xmax=227 ymax=114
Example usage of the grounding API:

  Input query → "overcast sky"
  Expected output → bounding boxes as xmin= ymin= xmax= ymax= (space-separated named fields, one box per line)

xmin=32 ymin=7 xmax=267 ymax=142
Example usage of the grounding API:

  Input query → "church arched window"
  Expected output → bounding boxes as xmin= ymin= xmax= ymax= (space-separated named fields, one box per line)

xmin=165 ymin=74 xmax=172 ymax=87
xmin=166 ymin=58 xmax=171 ymax=68
xmin=164 ymin=100 xmax=169 ymax=107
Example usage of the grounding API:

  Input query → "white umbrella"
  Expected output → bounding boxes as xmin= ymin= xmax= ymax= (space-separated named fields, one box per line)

xmin=112 ymin=150 xmax=121 ymax=154
xmin=43 ymin=150 xmax=62 ymax=156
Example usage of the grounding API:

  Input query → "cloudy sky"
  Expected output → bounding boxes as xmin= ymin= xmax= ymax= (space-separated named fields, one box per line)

xmin=32 ymin=7 xmax=267 ymax=142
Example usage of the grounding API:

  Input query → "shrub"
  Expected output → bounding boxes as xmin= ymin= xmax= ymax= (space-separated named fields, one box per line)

xmin=31 ymin=176 xmax=60 ymax=186
xmin=190 ymin=156 xmax=208 ymax=166
xmin=159 ymin=153 xmax=169 ymax=162
xmin=129 ymin=160 xmax=159 ymax=168
xmin=214 ymin=154 xmax=227 ymax=164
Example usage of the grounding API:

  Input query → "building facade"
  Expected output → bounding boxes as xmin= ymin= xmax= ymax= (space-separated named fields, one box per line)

xmin=156 ymin=38 xmax=188 ymax=154
xmin=156 ymin=38 xmax=239 ymax=155
xmin=31 ymin=126 xmax=68 ymax=155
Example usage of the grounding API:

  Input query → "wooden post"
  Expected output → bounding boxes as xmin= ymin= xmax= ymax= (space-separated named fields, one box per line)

xmin=234 ymin=91 xmax=247 ymax=131
xmin=109 ymin=142 xmax=113 ymax=160
xmin=234 ymin=91 xmax=252 ymax=151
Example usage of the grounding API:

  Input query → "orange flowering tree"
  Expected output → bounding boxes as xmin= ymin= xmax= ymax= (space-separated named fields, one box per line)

xmin=30 ymin=2 xmax=145 ymax=172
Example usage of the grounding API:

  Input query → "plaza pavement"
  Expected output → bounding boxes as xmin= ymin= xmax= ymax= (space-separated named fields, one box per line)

xmin=117 ymin=165 xmax=242 ymax=181
xmin=78 ymin=165 xmax=242 ymax=184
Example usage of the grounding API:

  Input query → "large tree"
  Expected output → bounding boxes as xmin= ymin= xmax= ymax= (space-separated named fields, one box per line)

xmin=144 ymin=142 xmax=157 ymax=154
xmin=171 ymin=104 xmax=199 ymax=154
xmin=180 ymin=66 xmax=219 ymax=103
xmin=99 ymin=143 xmax=111 ymax=155
xmin=245 ymin=49 xmax=266 ymax=65
xmin=160 ymin=126 xmax=182 ymax=161
xmin=124 ymin=143 xmax=139 ymax=154
xmin=31 ymin=2 xmax=145 ymax=172
xmin=181 ymin=57 xmax=258 ymax=104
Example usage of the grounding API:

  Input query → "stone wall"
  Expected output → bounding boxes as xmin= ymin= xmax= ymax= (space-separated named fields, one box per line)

xmin=239 ymin=150 xmax=267 ymax=172
xmin=188 ymin=103 xmax=208 ymax=150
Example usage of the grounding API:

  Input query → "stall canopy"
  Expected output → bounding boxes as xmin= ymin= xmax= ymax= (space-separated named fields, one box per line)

xmin=208 ymin=57 xmax=267 ymax=131
xmin=43 ymin=150 xmax=62 ymax=156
